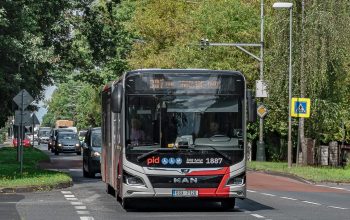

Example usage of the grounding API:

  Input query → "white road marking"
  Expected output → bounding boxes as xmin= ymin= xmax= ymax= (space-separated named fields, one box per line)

xmin=251 ymin=214 xmax=265 ymax=218
xmin=315 ymin=184 xmax=350 ymax=192
xmin=66 ymin=198 xmax=78 ymax=201
xmin=328 ymin=206 xmax=348 ymax=210
xmin=61 ymin=191 xmax=72 ymax=194
xmin=75 ymin=206 xmax=87 ymax=210
xmin=247 ymin=190 xmax=256 ymax=193
xmin=261 ymin=193 xmax=276 ymax=197
xmin=280 ymin=196 xmax=297 ymax=201
xmin=80 ymin=217 xmax=94 ymax=220
xmin=69 ymin=168 xmax=82 ymax=171
xmin=71 ymin=202 xmax=83 ymax=205
xmin=64 ymin=195 xmax=75 ymax=198
xmin=302 ymin=201 xmax=321 ymax=206
xmin=77 ymin=211 xmax=90 ymax=215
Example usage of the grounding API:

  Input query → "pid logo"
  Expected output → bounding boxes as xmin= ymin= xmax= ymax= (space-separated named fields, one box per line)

xmin=147 ymin=156 xmax=160 ymax=165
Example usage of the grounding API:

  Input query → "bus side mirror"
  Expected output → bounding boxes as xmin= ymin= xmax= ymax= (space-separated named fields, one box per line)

xmin=247 ymin=89 xmax=257 ymax=122
xmin=111 ymin=84 xmax=123 ymax=113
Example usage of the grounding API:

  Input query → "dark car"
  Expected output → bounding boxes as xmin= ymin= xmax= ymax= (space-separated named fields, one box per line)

xmin=48 ymin=128 xmax=74 ymax=151
xmin=54 ymin=132 xmax=81 ymax=155
xmin=82 ymin=127 xmax=102 ymax=178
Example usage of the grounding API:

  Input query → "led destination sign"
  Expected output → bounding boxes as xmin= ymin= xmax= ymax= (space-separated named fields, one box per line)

xmin=126 ymin=73 xmax=244 ymax=95
xmin=150 ymin=79 xmax=221 ymax=90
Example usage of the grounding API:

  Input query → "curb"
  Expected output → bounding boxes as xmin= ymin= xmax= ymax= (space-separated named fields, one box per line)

xmin=248 ymin=169 xmax=314 ymax=184
xmin=0 ymin=181 xmax=73 ymax=194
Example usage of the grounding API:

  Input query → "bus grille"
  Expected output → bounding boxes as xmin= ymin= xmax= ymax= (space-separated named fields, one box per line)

xmin=148 ymin=175 xmax=223 ymax=188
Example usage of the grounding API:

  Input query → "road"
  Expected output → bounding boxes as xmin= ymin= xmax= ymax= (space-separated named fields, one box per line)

xmin=0 ymin=143 xmax=349 ymax=220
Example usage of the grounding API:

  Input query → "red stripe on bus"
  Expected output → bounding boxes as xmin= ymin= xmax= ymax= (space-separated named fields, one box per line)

xmin=186 ymin=167 xmax=228 ymax=176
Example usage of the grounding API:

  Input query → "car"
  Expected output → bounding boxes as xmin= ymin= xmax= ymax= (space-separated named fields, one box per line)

xmin=54 ymin=131 xmax=81 ymax=155
xmin=48 ymin=128 xmax=74 ymax=151
xmin=38 ymin=127 xmax=51 ymax=145
xmin=82 ymin=127 xmax=102 ymax=178
xmin=13 ymin=138 xmax=32 ymax=148
xmin=78 ymin=130 xmax=87 ymax=145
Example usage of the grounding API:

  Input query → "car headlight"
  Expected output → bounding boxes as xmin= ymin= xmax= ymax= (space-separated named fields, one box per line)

xmin=75 ymin=143 xmax=80 ymax=147
xmin=58 ymin=143 xmax=62 ymax=147
xmin=226 ymin=173 xmax=245 ymax=186
xmin=91 ymin=151 xmax=100 ymax=157
xmin=123 ymin=171 xmax=146 ymax=187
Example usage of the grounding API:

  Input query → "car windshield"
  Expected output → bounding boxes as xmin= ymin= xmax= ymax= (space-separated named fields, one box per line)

xmin=58 ymin=133 xmax=78 ymax=140
xmin=39 ymin=130 xmax=50 ymax=136
xmin=91 ymin=132 xmax=102 ymax=147
xmin=126 ymin=95 xmax=243 ymax=149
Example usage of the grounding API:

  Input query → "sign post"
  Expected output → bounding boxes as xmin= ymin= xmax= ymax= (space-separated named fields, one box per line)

xmin=13 ymin=89 xmax=34 ymax=176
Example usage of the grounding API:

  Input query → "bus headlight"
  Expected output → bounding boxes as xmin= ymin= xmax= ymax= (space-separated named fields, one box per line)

xmin=58 ymin=143 xmax=62 ymax=147
xmin=123 ymin=171 xmax=146 ymax=187
xmin=226 ymin=173 xmax=245 ymax=186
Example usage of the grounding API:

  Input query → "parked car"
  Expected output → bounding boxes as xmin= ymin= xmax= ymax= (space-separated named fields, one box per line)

xmin=82 ymin=127 xmax=102 ymax=178
xmin=13 ymin=138 xmax=32 ymax=148
xmin=54 ymin=132 xmax=81 ymax=155
xmin=48 ymin=128 xmax=74 ymax=152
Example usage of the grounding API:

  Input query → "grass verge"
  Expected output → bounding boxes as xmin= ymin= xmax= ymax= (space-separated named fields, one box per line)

xmin=248 ymin=161 xmax=350 ymax=183
xmin=0 ymin=147 xmax=72 ymax=188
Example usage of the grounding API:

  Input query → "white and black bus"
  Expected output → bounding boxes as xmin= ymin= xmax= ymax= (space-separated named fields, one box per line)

xmin=101 ymin=69 xmax=255 ymax=209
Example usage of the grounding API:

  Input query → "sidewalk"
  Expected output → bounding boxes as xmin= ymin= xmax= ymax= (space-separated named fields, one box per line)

xmin=0 ymin=138 xmax=12 ymax=148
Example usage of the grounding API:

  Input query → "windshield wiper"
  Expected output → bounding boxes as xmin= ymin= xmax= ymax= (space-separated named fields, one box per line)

xmin=137 ymin=148 xmax=179 ymax=162
xmin=190 ymin=144 xmax=232 ymax=163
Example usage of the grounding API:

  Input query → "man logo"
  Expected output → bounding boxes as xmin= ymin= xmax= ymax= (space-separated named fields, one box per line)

xmin=180 ymin=169 xmax=190 ymax=174
xmin=173 ymin=177 xmax=198 ymax=184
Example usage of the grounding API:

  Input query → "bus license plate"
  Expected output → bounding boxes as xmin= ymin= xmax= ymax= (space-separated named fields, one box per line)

xmin=172 ymin=190 xmax=198 ymax=197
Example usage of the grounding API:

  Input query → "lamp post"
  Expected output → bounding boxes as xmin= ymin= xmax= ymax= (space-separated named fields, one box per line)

xmin=273 ymin=2 xmax=293 ymax=168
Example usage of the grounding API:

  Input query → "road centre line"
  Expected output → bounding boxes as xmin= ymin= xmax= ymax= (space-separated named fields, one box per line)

xmin=280 ymin=196 xmax=297 ymax=201
xmin=260 ymin=193 xmax=276 ymax=197
xmin=247 ymin=190 xmax=257 ymax=193
xmin=302 ymin=201 xmax=321 ymax=206
xmin=251 ymin=214 xmax=265 ymax=218
xmin=328 ymin=206 xmax=348 ymax=210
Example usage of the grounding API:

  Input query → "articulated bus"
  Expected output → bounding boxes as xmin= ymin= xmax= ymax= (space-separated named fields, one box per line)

xmin=101 ymin=69 xmax=253 ymax=209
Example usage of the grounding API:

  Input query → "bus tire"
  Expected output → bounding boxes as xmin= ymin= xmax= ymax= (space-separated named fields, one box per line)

xmin=106 ymin=184 xmax=115 ymax=196
xmin=221 ymin=198 xmax=236 ymax=210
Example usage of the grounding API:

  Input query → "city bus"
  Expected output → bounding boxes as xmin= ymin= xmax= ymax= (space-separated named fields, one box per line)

xmin=101 ymin=69 xmax=254 ymax=209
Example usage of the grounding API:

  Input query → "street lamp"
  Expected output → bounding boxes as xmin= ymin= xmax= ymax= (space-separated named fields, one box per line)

xmin=273 ymin=2 xmax=293 ymax=168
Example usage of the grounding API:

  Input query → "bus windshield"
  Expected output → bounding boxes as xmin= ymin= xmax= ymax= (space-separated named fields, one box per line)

xmin=126 ymin=95 xmax=243 ymax=149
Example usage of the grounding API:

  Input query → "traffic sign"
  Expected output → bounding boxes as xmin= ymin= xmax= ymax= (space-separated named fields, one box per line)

xmin=256 ymin=80 xmax=268 ymax=98
xmin=13 ymin=89 xmax=34 ymax=109
xmin=257 ymin=105 xmax=268 ymax=118
xmin=291 ymin=98 xmax=311 ymax=118
xmin=14 ymin=110 xmax=31 ymax=126
xmin=31 ymin=113 xmax=40 ymax=125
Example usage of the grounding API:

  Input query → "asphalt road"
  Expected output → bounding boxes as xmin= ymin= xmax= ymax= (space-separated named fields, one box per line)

xmin=0 ymin=143 xmax=349 ymax=220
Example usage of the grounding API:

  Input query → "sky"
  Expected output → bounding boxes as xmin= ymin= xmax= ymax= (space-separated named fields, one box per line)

xmin=36 ymin=86 xmax=56 ymax=123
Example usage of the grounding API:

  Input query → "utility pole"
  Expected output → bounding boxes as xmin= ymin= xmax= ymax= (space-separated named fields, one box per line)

xmin=200 ymin=1 xmax=266 ymax=161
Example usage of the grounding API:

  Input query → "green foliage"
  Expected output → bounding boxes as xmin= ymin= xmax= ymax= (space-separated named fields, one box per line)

xmin=0 ymin=0 xmax=71 ymax=127
xmin=42 ymin=81 xmax=101 ymax=130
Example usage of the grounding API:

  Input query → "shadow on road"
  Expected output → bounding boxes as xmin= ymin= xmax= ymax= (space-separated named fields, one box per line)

xmin=121 ymin=197 xmax=274 ymax=213
xmin=0 ymin=194 xmax=25 ymax=220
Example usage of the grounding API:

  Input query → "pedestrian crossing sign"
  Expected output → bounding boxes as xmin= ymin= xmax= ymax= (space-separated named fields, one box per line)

xmin=291 ymin=98 xmax=311 ymax=118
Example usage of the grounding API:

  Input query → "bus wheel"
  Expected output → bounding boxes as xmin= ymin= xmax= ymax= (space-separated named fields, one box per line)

xmin=106 ymin=184 xmax=115 ymax=196
xmin=221 ymin=198 xmax=236 ymax=210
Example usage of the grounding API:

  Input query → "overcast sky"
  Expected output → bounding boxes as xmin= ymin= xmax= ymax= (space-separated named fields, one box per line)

xmin=36 ymin=86 xmax=56 ymax=123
